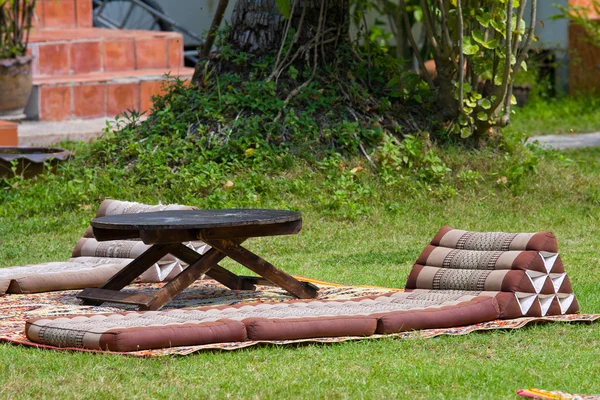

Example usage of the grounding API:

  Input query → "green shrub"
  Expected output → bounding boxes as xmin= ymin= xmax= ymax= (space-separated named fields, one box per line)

xmin=0 ymin=68 xmax=562 ymax=220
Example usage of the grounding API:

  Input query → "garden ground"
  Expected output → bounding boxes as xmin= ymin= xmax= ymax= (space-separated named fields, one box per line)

xmin=0 ymin=142 xmax=599 ymax=398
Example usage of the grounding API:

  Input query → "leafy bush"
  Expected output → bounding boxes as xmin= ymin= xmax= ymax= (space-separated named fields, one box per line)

xmin=0 ymin=61 xmax=559 ymax=220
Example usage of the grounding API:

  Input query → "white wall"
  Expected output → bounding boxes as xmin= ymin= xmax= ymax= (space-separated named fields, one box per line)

xmin=526 ymin=0 xmax=568 ymax=50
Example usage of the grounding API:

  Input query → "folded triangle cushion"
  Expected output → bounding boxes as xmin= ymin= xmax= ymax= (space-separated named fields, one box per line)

xmin=76 ymin=199 xmax=210 ymax=264
xmin=95 ymin=199 xmax=198 ymax=218
xmin=71 ymin=237 xmax=178 ymax=261
xmin=405 ymin=226 xmax=579 ymax=319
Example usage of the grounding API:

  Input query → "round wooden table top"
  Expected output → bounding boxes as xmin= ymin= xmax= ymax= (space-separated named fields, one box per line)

xmin=91 ymin=209 xmax=302 ymax=231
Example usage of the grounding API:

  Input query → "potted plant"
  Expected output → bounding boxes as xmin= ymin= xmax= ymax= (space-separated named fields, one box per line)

xmin=0 ymin=0 xmax=36 ymax=120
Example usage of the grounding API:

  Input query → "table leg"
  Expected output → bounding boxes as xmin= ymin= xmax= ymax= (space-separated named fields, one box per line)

xmin=204 ymin=239 xmax=319 ymax=299
xmin=78 ymin=243 xmax=176 ymax=306
xmin=141 ymin=246 xmax=230 ymax=310
xmin=169 ymin=243 xmax=257 ymax=291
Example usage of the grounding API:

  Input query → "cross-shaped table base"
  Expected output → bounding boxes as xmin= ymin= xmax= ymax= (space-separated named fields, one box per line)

xmin=76 ymin=209 xmax=319 ymax=310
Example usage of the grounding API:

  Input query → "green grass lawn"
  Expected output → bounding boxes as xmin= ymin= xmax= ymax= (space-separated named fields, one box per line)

xmin=508 ymin=94 xmax=600 ymax=136
xmin=0 ymin=144 xmax=599 ymax=398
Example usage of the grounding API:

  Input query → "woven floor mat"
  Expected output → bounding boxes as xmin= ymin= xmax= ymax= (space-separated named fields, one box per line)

xmin=517 ymin=388 xmax=600 ymax=399
xmin=0 ymin=278 xmax=598 ymax=356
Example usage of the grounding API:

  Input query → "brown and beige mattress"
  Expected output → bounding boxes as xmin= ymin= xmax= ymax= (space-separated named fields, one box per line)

xmin=22 ymin=225 xmax=581 ymax=352
xmin=25 ymin=290 xmax=504 ymax=351
xmin=0 ymin=200 xmax=208 ymax=295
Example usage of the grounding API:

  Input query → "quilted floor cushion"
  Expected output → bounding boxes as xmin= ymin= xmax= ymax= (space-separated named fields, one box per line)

xmin=0 ymin=200 xmax=208 ymax=295
xmin=0 ymin=262 xmax=124 ymax=295
xmin=69 ymin=257 xmax=187 ymax=283
xmin=96 ymin=199 xmax=197 ymax=217
xmin=0 ymin=258 xmax=190 ymax=295
xmin=25 ymin=290 xmax=504 ymax=351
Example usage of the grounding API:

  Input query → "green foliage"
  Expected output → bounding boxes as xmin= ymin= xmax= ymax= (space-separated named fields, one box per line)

xmin=274 ymin=0 xmax=291 ymax=19
xmin=0 ymin=87 xmax=546 ymax=223
xmin=374 ymin=135 xmax=451 ymax=189
xmin=367 ymin=0 xmax=538 ymax=139
xmin=1 ymin=40 xmax=574 ymax=222
xmin=451 ymin=0 xmax=534 ymax=137
xmin=0 ymin=0 xmax=36 ymax=59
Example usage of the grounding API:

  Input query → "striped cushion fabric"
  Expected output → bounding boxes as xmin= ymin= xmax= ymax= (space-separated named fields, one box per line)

xmin=25 ymin=290 xmax=504 ymax=351
xmin=406 ymin=226 xmax=578 ymax=318
xmin=431 ymin=226 xmax=558 ymax=252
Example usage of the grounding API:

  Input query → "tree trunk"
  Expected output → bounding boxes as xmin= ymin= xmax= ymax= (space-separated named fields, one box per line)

xmin=434 ymin=55 xmax=458 ymax=119
xmin=228 ymin=0 xmax=350 ymax=56
xmin=394 ymin=8 xmax=413 ymax=70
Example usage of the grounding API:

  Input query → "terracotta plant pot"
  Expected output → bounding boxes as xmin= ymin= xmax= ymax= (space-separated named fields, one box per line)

xmin=0 ymin=55 xmax=33 ymax=120
xmin=0 ymin=147 xmax=71 ymax=178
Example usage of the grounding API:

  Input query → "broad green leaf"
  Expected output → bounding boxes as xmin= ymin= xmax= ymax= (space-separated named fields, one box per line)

xmin=413 ymin=8 xmax=423 ymax=22
xmin=510 ymin=94 xmax=517 ymax=105
xmin=472 ymin=30 xmax=485 ymax=43
xmin=479 ymin=98 xmax=492 ymax=109
xmin=276 ymin=0 xmax=291 ymax=18
xmin=490 ymin=20 xmax=506 ymax=37
xmin=472 ymin=30 xmax=498 ymax=49
xmin=520 ymin=60 xmax=527 ymax=71
xmin=477 ymin=111 xmax=488 ymax=121
xmin=461 ymin=127 xmax=472 ymax=138
xmin=482 ymin=39 xmax=498 ymax=49
xmin=462 ymin=37 xmax=480 ymax=55
xmin=476 ymin=12 xmax=491 ymax=27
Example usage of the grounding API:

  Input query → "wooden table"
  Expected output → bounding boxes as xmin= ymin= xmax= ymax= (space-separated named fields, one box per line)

xmin=76 ymin=209 xmax=318 ymax=310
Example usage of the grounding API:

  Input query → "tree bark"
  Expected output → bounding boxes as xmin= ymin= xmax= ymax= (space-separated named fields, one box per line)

xmin=228 ymin=0 xmax=349 ymax=56
xmin=435 ymin=55 xmax=458 ymax=118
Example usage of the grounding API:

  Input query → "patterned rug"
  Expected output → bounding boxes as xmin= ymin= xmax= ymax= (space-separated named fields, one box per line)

xmin=518 ymin=388 xmax=600 ymax=399
xmin=1 ymin=278 xmax=598 ymax=357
